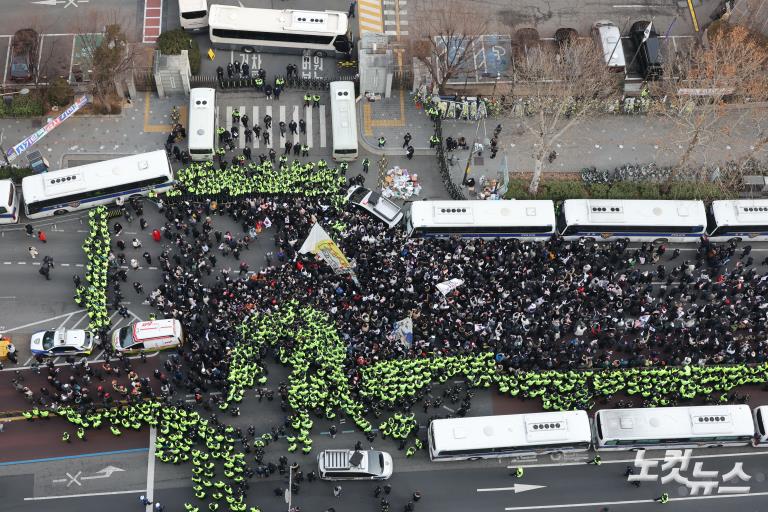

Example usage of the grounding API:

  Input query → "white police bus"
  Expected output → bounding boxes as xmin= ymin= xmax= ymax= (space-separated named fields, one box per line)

xmin=208 ymin=5 xmax=352 ymax=57
xmin=188 ymin=87 xmax=216 ymax=162
xmin=0 ymin=179 xmax=20 ymax=224
xmin=559 ymin=199 xmax=708 ymax=242
xmin=594 ymin=405 xmax=755 ymax=450
xmin=330 ymin=81 xmax=358 ymax=161
xmin=405 ymin=200 xmax=556 ymax=239
xmin=428 ymin=411 xmax=592 ymax=461
xmin=707 ymin=199 xmax=768 ymax=242
xmin=22 ymin=151 xmax=174 ymax=219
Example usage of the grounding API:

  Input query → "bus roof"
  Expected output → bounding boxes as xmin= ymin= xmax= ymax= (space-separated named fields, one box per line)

xmin=188 ymin=88 xmax=216 ymax=151
xmin=711 ymin=199 xmax=768 ymax=226
xmin=0 ymin=179 xmax=14 ymax=207
xmin=430 ymin=411 xmax=591 ymax=452
xmin=409 ymin=200 xmax=555 ymax=228
xmin=562 ymin=199 xmax=707 ymax=227
xmin=330 ymin=81 xmax=357 ymax=151
xmin=208 ymin=5 xmax=348 ymax=35
xmin=21 ymin=151 xmax=171 ymax=204
xmin=132 ymin=319 xmax=180 ymax=341
xmin=596 ymin=405 xmax=754 ymax=441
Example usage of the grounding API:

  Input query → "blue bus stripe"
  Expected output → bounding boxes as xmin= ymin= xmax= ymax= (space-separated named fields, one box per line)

xmin=32 ymin=182 xmax=173 ymax=213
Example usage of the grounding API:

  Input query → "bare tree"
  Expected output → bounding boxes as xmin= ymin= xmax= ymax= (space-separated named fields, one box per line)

xmin=650 ymin=24 xmax=768 ymax=188
xmin=409 ymin=0 xmax=489 ymax=94
xmin=74 ymin=10 xmax=143 ymax=113
xmin=509 ymin=39 xmax=620 ymax=194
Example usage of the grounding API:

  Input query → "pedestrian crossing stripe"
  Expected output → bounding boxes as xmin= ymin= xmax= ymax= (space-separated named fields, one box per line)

xmin=358 ymin=0 xmax=384 ymax=34
xmin=224 ymin=104 xmax=329 ymax=151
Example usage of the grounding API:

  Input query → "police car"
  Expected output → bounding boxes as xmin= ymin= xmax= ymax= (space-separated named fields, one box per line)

xmin=111 ymin=319 xmax=184 ymax=354
xmin=30 ymin=329 xmax=95 ymax=357
xmin=346 ymin=185 xmax=404 ymax=228
xmin=317 ymin=449 xmax=393 ymax=480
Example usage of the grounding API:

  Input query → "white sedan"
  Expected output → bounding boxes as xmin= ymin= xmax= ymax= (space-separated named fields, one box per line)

xmin=30 ymin=329 xmax=95 ymax=357
xmin=346 ymin=186 xmax=404 ymax=228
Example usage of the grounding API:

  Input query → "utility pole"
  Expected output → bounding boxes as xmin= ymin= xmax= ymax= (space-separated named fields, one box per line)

xmin=461 ymin=115 xmax=483 ymax=185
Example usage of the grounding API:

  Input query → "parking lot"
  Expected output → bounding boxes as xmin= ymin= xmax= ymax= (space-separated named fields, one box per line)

xmin=0 ymin=31 xmax=101 ymax=86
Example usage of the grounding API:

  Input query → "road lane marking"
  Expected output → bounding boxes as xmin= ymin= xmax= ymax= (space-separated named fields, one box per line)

xmin=25 ymin=489 xmax=147 ymax=501
xmin=478 ymin=484 xmax=546 ymax=493
xmin=3 ymin=310 xmax=86 ymax=333
xmin=146 ymin=426 xmax=157 ymax=512
xmin=56 ymin=312 xmax=76 ymax=330
xmin=319 ymin=104 xmax=326 ymax=149
xmin=504 ymin=490 xmax=768 ymax=510
xmin=1 ymin=448 xmax=148 ymax=467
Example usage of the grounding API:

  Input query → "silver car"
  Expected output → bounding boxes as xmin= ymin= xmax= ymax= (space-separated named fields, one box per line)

xmin=346 ymin=186 xmax=404 ymax=228
xmin=317 ymin=449 xmax=393 ymax=480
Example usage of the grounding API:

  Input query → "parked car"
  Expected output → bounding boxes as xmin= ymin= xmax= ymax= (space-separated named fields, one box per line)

xmin=630 ymin=21 xmax=663 ymax=79
xmin=30 ymin=328 xmax=95 ymax=357
xmin=318 ymin=449 xmax=393 ymax=480
xmin=592 ymin=20 xmax=625 ymax=71
xmin=10 ymin=29 xmax=38 ymax=82
xmin=346 ymin=185 xmax=404 ymax=228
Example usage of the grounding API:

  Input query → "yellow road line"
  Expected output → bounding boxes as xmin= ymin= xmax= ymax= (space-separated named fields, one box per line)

xmin=686 ymin=0 xmax=699 ymax=32
xmin=363 ymin=91 xmax=406 ymax=137
xmin=143 ymin=91 xmax=188 ymax=133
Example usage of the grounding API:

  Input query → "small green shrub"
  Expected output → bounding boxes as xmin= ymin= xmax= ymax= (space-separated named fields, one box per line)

xmin=46 ymin=77 xmax=74 ymax=107
xmin=0 ymin=94 xmax=44 ymax=118
xmin=0 ymin=166 xmax=35 ymax=183
xmin=157 ymin=29 xmax=201 ymax=75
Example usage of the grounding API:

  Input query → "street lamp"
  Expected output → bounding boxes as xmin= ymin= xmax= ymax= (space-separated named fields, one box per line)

xmin=0 ymin=88 xmax=30 ymax=97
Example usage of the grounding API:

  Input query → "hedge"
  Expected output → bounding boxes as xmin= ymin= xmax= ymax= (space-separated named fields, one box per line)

xmin=0 ymin=95 xmax=44 ymax=118
xmin=0 ymin=166 xmax=35 ymax=183
xmin=503 ymin=179 xmax=728 ymax=201
xmin=157 ymin=28 xmax=201 ymax=75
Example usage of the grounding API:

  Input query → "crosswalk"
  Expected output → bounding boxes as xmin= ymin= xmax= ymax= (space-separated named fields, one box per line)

xmin=221 ymin=103 xmax=328 ymax=151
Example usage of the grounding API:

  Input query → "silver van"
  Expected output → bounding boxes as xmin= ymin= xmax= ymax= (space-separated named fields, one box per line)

xmin=317 ymin=449 xmax=393 ymax=480
xmin=592 ymin=20 xmax=625 ymax=71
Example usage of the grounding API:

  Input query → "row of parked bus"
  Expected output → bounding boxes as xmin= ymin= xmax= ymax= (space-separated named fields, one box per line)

xmin=428 ymin=405 xmax=768 ymax=461
xmin=404 ymin=199 xmax=768 ymax=243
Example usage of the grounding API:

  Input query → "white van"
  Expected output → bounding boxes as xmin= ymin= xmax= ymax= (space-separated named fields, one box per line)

xmin=0 ymin=179 xmax=19 ymax=224
xmin=318 ymin=449 xmax=393 ymax=480
xmin=754 ymin=406 xmax=768 ymax=445
xmin=179 ymin=0 xmax=208 ymax=31
xmin=112 ymin=319 xmax=184 ymax=354
xmin=592 ymin=20 xmax=625 ymax=71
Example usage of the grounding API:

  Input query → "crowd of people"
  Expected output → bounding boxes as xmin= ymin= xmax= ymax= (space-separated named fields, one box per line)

xmin=10 ymin=145 xmax=768 ymax=510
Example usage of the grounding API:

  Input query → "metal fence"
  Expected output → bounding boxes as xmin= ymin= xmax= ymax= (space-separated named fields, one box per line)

xmin=434 ymin=117 xmax=466 ymax=200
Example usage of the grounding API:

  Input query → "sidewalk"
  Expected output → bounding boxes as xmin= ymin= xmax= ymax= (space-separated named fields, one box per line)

xmin=359 ymin=91 xmax=768 ymax=196
xmin=0 ymin=92 xmax=182 ymax=170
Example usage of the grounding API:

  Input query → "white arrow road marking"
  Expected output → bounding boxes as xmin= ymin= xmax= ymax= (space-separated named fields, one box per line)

xmin=31 ymin=0 xmax=64 ymax=5
xmin=81 ymin=466 xmax=125 ymax=480
xmin=477 ymin=484 xmax=546 ymax=493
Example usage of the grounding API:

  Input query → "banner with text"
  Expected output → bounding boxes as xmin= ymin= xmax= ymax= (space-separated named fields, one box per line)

xmin=6 ymin=95 xmax=89 ymax=163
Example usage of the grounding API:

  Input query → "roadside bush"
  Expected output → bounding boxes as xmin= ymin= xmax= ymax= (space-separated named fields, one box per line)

xmin=46 ymin=77 xmax=74 ymax=108
xmin=0 ymin=166 xmax=35 ymax=183
xmin=157 ymin=28 xmax=201 ymax=75
xmin=0 ymin=94 xmax=44 ymax=118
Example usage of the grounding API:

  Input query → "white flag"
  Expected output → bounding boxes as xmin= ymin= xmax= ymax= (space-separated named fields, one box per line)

xmin=437 ymin=278 xmax=464 ymax=296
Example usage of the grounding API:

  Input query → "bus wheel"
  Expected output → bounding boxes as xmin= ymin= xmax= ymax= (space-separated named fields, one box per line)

xmin=129 ymin=194 xmax=143 ymax=200
xmin=242 ymin=46 xmax=255 ymax=54
xmin=653 ymin=238 xmax=669 ymax=245
xmin=468 ymin=457 xmax=482 ymax=461
xmin=728 ymin=237 xmax=742 ymax=244
xmin=53 ymin=209 xmax=68 ymax=216
xmin=314 ymin=50 xmax=326 ymax=58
